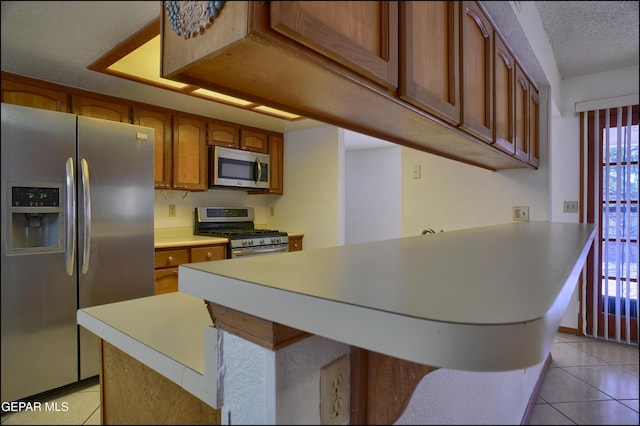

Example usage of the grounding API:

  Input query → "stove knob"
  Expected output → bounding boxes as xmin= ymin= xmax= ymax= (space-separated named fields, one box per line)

xmin=259 ymin=239 xmax=265 ymax=245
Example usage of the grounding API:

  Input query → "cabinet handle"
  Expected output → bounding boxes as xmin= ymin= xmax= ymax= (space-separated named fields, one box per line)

xmin=167 ymin=256 xmax=174 ymax=263
xmin=207 ymin=252 xmax=212 ymax=258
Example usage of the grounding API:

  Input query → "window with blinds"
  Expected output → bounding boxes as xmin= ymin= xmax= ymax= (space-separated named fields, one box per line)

xmin=582 ymin=104 xmax=638 ymax=345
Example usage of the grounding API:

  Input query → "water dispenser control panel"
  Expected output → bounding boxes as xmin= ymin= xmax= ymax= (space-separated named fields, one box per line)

xmin=8 ymin=184 xmax=63 ymax=253
xmin=12 ymin=186 xmax=60 ymax=207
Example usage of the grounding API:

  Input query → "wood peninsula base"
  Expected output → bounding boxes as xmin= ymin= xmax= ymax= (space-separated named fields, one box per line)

xmin=100 ymin=340 xmax=220 ymax=425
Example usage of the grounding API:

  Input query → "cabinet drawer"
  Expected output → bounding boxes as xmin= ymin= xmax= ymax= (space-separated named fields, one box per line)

xmin=190 ymin=245 xmax=226 ymax=262
xmin=155 ymin=248 xmax=189 ymax=268
xmin=154 ymin=268 xmax=179 ymax=295
xmin=288 ymin=236 xmax=303 ymax=252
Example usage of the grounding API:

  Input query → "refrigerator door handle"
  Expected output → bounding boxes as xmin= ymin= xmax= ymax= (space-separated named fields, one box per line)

xmin=65 ymin=157 xmax=76 ymax=276
xmin=80 ymin=158 xmax=91 ymax=274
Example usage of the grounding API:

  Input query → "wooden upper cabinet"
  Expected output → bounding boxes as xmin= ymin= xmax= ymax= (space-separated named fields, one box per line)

xmin=267 ymin=134 xmax=284 ymax=195
xmin=493 ymin=33 xmax=515 ymax=154
xmin=399 ymin=1 xmax=460 ymax=126
xmin=71 ymin=95 xmax=131 ymax=122
xmin=460 ymin=1 xmax=493 ymax=144
xmin=528 ymin=85 xmax=540 ymax=168
xmin=239 ymin=129 xmax=269 ymax=153
xmin=208 ymin=121 xmax=239 ymax=149
xmin=172 ymin=115 xmax=207 ymax=191
xmin=270 ymin=1 xmax=398 ymax=90
xmin=133 ymin=106 xmax=173 ymax=190
xmin=514 ymin=64 xmax=529 ymax=163
xmin=1 ymin=79 xmax=69 ymax=112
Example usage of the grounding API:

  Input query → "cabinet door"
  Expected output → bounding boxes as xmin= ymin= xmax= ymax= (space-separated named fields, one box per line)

xmin=288 ymin=236 xmax=303 ymax=252
xmin=172 ymin=115 xmax=207 ymax=191
xmin=133 ymin=106 xmax=173 ymax=190
xmin=154 ymin=268 xmax=179 ymax=295
xmin=190 ymin=245 xmax=227 ymax=262
xmin=514 ymin=64 xmax=529 ymax=162
xmin=270 ymin=1 xmax=398 ymax=90
xmin=528 ymin=86 xmax=540 ymax=168
xmin=71 ymin=95 xmax=131 ymax=122
xmin=399 ymin=1 xmax=460 ymax=126
xmin=460 ymin=1 xmax=493 ymax=143
xmin=267 ymin=134 xmax=284 ymax=195
xmin=239 ymin=129 xmax=269 ymax=153
xmin=1 ymin=79 xmax=69 ymax=112
xmin=493 ymin=34 xmax=515 ymax=154
xmin=208 ymin=121 xmax=239 ymax=148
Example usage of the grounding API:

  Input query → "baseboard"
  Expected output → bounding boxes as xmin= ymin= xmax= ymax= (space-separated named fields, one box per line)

xmin=520 ymin=353 xmax=552 ymax=425
xmin=557 ymin=326 xmax=578 ymax=334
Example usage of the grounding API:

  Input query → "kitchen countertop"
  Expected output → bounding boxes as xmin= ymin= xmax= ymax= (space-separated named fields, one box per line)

xmin=154 ymin=227 xmax=304 ymax=248
xmin=77 ymin=292 xmax=219 ymax=407
xmin=179 ymin=221 xmax=596 ymax=372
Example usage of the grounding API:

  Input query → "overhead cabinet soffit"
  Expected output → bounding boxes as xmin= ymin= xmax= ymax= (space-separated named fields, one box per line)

xmin=161 ymin=1 xmax=541 ymax=171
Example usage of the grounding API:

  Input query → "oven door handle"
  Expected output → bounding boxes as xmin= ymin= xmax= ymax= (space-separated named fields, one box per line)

xmin=233 ymin=246 xmax=288 ymax=257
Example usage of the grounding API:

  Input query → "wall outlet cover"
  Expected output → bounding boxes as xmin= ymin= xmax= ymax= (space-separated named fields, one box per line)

xmin=320 ymin=355 xmax=349 ymax=425
xmin=513 ymin=206 xmax=529 ymax=221
xmin=563 ymin=201 xmax=579 ymax=213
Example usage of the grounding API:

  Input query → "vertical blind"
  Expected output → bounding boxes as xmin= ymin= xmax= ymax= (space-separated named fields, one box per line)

xmin=581 ymin=103 xmax=638 ymax=345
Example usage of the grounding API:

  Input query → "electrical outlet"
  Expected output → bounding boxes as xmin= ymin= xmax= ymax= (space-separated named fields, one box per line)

xmin=412 ymin=164 xmax=421 ymax=179
xmin=168 ymin=204 xmax=176 ymax=217
xmin=563 ymin=201 xmax=579 ymax=213
xmin=320 ymin=355 xmax=349 ymax=425
xmin=513 ymin=206 xmax=529 ymax=221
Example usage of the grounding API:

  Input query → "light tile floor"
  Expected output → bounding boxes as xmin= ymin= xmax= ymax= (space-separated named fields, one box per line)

xmin=530 ymin=332 xmax=639 ymax=425
xmin=0 ymin=378 xmax=100 ymax=425
xmin=1 ymin=332 xmax=637 ymax=425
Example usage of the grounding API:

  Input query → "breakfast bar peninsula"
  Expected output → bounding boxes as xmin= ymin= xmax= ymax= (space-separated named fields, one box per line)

xmin=78 ymin=221 xmax=596 ymax=424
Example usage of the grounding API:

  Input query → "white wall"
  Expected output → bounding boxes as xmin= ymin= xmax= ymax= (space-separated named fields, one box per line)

xmin=154 ymin=189 xmax=268 ymax=229
xmin=345 ymin=145 xmax=402 ymax=244
xmin=400 ymin=144 xmax=549 ymax=236
xmin=265 ymin=126 xmax=344 ymax=250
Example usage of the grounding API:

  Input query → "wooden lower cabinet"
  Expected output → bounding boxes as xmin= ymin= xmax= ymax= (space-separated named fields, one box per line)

xmin=154 ymin=244 xmax=226 ymax=295
xmin=288 ymin=235 xmax=303 ymax=252
xmin=101 ymin=340 xmax=220 ymax=425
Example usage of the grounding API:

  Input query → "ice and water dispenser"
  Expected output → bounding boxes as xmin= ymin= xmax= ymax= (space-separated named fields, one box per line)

xmin=9 ymin=185 xmax=63 ymax=253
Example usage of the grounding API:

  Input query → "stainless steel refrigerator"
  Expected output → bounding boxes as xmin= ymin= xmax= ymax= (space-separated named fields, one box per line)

xmin=1 ymin=103 xmax=155 ymax=402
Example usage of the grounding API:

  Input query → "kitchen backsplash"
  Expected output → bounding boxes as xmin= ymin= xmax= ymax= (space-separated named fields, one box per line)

xmin=154 ymin=189 xmax=270 ymax=229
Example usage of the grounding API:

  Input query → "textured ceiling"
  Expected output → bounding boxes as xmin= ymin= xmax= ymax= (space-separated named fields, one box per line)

xmin=535 ymin=1 xmax=639 ymax=79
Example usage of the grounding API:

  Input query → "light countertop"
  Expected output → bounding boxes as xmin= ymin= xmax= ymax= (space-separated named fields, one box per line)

xmin=154 ymin=227 xmax=303 ymax=248
xmin=179 ymin=221 xmax=596 ymax=372
xmin=154 ymin=227 xmax=228 ymax=248
xmin=77 ymin=292 xmax=219 ymax=407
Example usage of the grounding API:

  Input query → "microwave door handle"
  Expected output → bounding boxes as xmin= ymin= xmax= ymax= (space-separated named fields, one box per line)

xmin=255 ymin=158 xmax=262 ymax=184
xmin=65 ymin=157 xmax=76 ymax=276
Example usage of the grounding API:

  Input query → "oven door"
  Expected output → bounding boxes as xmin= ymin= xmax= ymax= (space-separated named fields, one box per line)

xmin=210 ymin=146 xmax=270 ymax=189
xmin=231 ymin=244 xmax=289 ymax=258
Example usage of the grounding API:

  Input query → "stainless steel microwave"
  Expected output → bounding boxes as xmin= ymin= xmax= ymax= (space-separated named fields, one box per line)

xmin=209 ymin=146 xmax=270 ymax=190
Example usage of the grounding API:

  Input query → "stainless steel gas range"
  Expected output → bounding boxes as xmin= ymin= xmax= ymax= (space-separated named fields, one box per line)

xmin=194 ymin=206 xmax=288 ymax=258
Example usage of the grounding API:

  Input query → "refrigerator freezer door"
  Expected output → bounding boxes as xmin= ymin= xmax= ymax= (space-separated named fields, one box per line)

xmin=76 ymin=116 xmax=155 ymax=379
xmin=1 ymin=103 xmax=78 ymax=402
